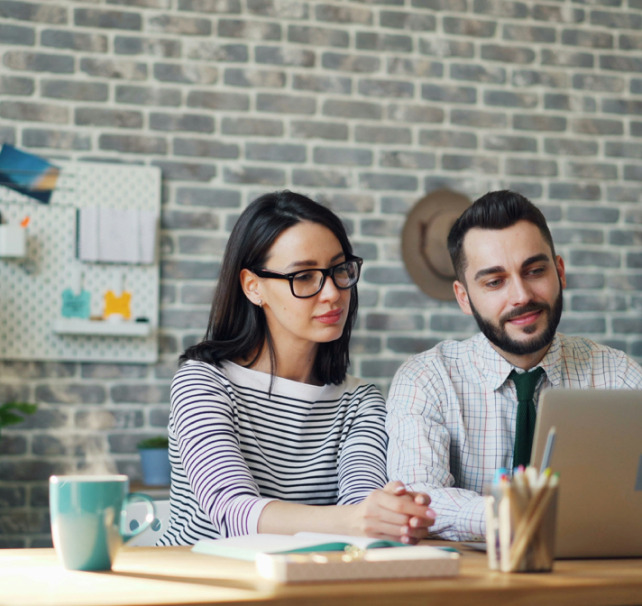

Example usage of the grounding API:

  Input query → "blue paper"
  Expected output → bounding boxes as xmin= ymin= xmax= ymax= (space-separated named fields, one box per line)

xmin=0 ymin=144 xmax=59 ymax=204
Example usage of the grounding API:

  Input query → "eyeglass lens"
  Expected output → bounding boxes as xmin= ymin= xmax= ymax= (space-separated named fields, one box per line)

xmin=292 ymin=260 xmax=360 ymax=297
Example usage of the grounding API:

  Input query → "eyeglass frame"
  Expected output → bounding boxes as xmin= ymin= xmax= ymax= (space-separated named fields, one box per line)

xmin=251 ymin=255 xmax=363 ymax=299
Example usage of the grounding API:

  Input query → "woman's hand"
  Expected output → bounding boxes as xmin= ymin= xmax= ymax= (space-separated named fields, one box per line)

xmin=349 ymin=481 xmax=436 ymax=544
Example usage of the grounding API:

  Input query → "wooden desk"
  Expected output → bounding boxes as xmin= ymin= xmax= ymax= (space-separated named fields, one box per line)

xmin=2 ymin=544 xmax=642 ymax=606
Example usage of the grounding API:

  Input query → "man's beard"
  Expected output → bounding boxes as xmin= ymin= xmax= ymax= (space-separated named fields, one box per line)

xmin=468 ymin=284 xmax=563 ymax=357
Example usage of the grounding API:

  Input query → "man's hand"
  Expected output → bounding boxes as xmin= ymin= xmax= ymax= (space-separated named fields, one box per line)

xmin=349 ymin=481 xmax=436 ymax=544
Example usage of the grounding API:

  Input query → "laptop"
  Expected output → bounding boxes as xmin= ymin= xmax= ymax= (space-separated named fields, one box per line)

xmin=530 ymin=389 xmax=642 ymax=558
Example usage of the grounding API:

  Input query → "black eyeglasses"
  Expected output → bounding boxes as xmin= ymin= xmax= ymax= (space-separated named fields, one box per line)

xmin=252 ymin=256 xmax=363 ymax=299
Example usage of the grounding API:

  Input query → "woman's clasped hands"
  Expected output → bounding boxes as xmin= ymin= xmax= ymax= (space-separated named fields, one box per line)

xmin=351 ymin=481 xmax=437 ymax=545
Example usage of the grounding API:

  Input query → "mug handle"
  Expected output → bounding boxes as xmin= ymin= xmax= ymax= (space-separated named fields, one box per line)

xmin=120 ymin=492 xmax=156 ymax=542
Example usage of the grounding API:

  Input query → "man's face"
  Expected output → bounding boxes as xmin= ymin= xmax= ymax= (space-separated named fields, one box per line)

xmin=453 ymin=220 xmax=566 ymax=358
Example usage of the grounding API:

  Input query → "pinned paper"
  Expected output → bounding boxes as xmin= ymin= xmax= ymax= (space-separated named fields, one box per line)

xmin=104 ymin=290 xmax=131 ymax=320
xmin=0 ymin=144 xmax=59 ymax=204
xmin=61 ymin=268 xmax=90 ymax=319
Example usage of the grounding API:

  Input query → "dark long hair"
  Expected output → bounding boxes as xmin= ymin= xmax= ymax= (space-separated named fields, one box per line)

xmin=180 ymin=190 xmax=358 ymax=385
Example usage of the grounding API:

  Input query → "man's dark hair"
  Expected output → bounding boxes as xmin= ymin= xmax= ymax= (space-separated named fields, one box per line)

xmin=447 ymin=190 xmax=555 ymax=283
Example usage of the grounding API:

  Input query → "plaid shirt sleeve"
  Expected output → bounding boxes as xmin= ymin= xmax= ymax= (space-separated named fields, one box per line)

xmin=386 ymin=355 xmax=486 ymax=541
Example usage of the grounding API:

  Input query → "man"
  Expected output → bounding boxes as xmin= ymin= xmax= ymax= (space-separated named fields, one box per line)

xmin=386 ymin=190 xmax=642 ymax=541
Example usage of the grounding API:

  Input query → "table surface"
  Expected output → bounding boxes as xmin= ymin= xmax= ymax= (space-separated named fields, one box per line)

xmin=2 ymin=543 xmax=642 ymax=606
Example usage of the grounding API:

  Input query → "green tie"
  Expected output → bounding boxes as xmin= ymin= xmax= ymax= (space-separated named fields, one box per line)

xmin=509 ymin=367 xmax=545 ymax=468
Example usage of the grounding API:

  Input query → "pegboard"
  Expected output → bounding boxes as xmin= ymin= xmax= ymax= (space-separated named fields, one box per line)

xmin=0 ymin=161 xmax=160 ymax=363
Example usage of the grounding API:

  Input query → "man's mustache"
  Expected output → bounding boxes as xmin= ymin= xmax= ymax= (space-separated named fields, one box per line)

xmin=499 ymin=301 xmax=550 ymax=328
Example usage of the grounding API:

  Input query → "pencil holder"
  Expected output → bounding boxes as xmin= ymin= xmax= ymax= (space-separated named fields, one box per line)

xmin=485 ymin=472 xmax=559 ymax=573
xmin=0 ymin=225 xmax=26 ymax=258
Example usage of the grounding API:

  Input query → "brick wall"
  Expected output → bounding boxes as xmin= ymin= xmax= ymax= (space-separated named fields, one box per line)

xmin=1 ymin=0 xmax=641 ymax=547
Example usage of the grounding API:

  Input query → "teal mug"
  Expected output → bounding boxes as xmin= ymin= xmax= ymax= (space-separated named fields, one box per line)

xmin=49 ymin=475 xmax=155 ymax=571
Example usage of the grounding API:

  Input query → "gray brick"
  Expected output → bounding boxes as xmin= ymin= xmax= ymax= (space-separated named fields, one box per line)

xmin=613 ymin=318 xmax=642 ymax=334
xmin=484 ymin=90 xmax=538 ymax=108
xmin=412 ymin=0 xmax=467 ymax=9
xmin=569 ymin=249 xmax=619 ymax=268
xmin=32 ymin=435 xmax=66 ymax=456
xmin=625 ymin=165 xmax=642 ymax=181
xmin=632 ymin=122 xmax=642 ymax=137
xmin=625 ymin=208 xmax=642 ymax=225
xmin=187 ymin=90 xmax=249 ymax=110
xmin=0 ymin=0 xmax=67 ymax=23
xmin=0 ymin=486 xmax=26 ymax=507
xmin=150 ymin=407 xmax=170 ymax=427
xmin=177 ymin=187 xmax=240 ymax=208
xmin=591 ymin=9 xmax=642 ymax=29
xmin=567 ymin=206 xmax=619 ymax=223
xmin=419 ymin=37 xmax=474 ymax=58
xmin=222 ymin=117 xmax=283 ymax=136
xmin=0 ymin=460 xmax=68 ymax=481
xmin=291 ymin=120 xmax=348 ymax=140
xmin=605 ymin=142 xmax=642 ymax=158
xmin=355 ymin=125 xmax=411 ymax=145
xmin=359 ymin=79 xmax=413 ymax=98
xmin=362 ymin=266 xmax=413 ymax=285
xmin=384 ymin=289 xmax=436 ymax=308
xmin=107 ymin=0 xmax=172 ymax=7
xmin=323 ymin=99 xmax=382 ymax=120
xmin=608 ymin=185 xmax=642 ymax=203
xmin=159 ymin=333 xmax=178 ymax=354
xmin=444 ymin=16 xmax=496 ymax=37
xmin=360 ymin=173 xmax=417 ymax=191
xmin=387 ymin=57 xmax=443 ymax=78
xmin=74 ymin=8 xmax=142 ymax=30
xmin=557 ymin=317 xmax=606 ymax=334
xmin=149 ymin=14 xmax=211 ymax=35
xmin=154 ymin=63 xmax=218 ymax=84
xmin=314 ymin=147 xmax=372 ymax=166
xmin=224 ymin=165 xmax=286 ymax=185
xmin=514 ymin=114 xmax=566 ymax=131
xmin=0 ymin=361 xmax=75 ymax=379
xmin=41 ymin=80 xmax=108 ymax=102
xmin=565 ymin=272 xmax=605 ymax=289
xmin=503 ymin=24 xmax=556 ymax=43
xmin=380 ymin=10 xmax=435 ymax=31
xmin=634 ymin=80 xmax=642 ymax=95
xmin=443 ymin=154 xmax=499 ymax=173
xmin=224 ymin=68 xmax=286 ymax=88
xmin=505 ymin=158 xmax=557 ymax=177
xmin=430 ymin=314 xmax=478 ymax=333
xmin=550 ymin=183 xmax=601 ymax=201
xmin=161 ymin=260 xmax=219 ymax=279
xmin=600 ymin=55 xmax=642 ymax=74
xmin=361 ymin=219 xmax=403 ymax=238
xmin=0 ymin=101 xmax=68 ymax=123
xmin=162 ymin=209 xmax=219 ymax=229
xmin=629 ymin=252 xmax=642 ymax=268
xmin=0 ymin=435 xmax=27 ymax=456
xmin=218 ymin=18 xmax=281 ymax=40
xmin=541 ymin=49 xmax=594 ymax=68
xmin=450 ymin=63 xmax=505 ymax=83
xmin=178 ymin=235 xmax=227 ymax=255
xmin=75 ymin=108 xmax=142 ymax=129
xmin=15 ymin=406 xmax=67 ymax=430
xmin=567 ymin=162 xmax=617 ymax=180
xmin=573 ymin=118 xmax=623 ymax=136
xmin=366 ymin=313 xmax=423 ymax=331
xmin=451 ymin=109 xmax=507 ymax=129
xmin=292 ymin=168 xmax=348 ymax=188
xmin=0 ymin=126 xmax=16 ymax=145
xmin=246 ymin=142 xmax=306 ymax=163
xmin=322 ymin=52 xmax=380 ymax=73
xmin=512 ymin=69 xmax=566 ymax=88
xmin=320 ymin=194 xmax=375 ymax=213
xmin=246 ymin=0 xmax=306 ymax=18
xmin=115 ymin=36 xmax=182 ymax=58
xmin=572 ymin=73 xmax=625 ymax=92
xmin=473 ymin=0 xmax=528 ymax=18
xmin=533 ymin=4 xmax=585 ymax=23
xmin=288 ymin=25 xmax=349 ymax=48
xmin=562 ymin=29 xmax=613 ymax=48
xmin=293 ymin=74 xmax=351 ymax=94
xmin=550 ymin=227 xmax=604 ymax=245
xmin=255 ymin=45 xmax=314 ymax=67
xmin=483 ymin=135 xmax=537 ymax=152
xmin=380 ymin=151 xmax=435 ymax=170
xmin=481 ymin=44 xmax=535 ymax=64
xmin=256 ymin=93 xmax=315 ymax=115
xmin=22 ymin=128 xmax=90 ymax=151
xmin=356 ymin=32 xmax=413 ymax=53
xmin=179 ymin=0 xmax=241 ymax=12
xmin=81 ymin=363 xmax=147 ymax=379
xmin=116 ymin=85 xmax=181 ymax=107
xmin=0 ymin=75 xmax=33 ymax=95
xmin=181 ymin=284 xmax=214 ymax=306
xmin=508 ymin=183 xmax=545 ymax=200
xmin=603 ymin=99 xmax=642 ymax=115
xmin=388 ymin=104 xmax=443 ymax=124
xmin=36 ymin=384 xmax=106 ymax=405
xmin=544 ymin=94 xmax=596 ymax=112
xmin=544 ymin=138 xmax=598 ymax=156
xmin=620 ymin=33 xmax=642 ymax=50
xmin=41 ymin=29 xmax=107 ymax=53
xmin=3 ymin=50 xmax=73 ymax=73
xmin=150 ymin=112 xmax=214 ymax=133
xmin=100 ymin=134 xmax=167 ymax=155
xmin=174 ymin=137 xmax=238 ymax=159
xmin=423 ymin=83 xmax=476 ymax=104
xmin=315 ymin=4 xmax=372 ymax=25
xmin=0 ymin=22 xmax=35 ymax=45
xmin=419 ymin=129 xmax=477 ymax=149
xmin=360 ymin=359 xmax=403 ymax=379
xmin=610 ymin=229 xmax=642 ymax=246
xmin=350 ymin=336 xmax=382 ymax=355
xmin=75 ymin=409 xmax=144 ymax=430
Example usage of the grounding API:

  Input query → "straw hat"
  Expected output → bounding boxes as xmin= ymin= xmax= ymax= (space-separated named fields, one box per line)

xmin=401 ymin=189 xmax=471 ymax=301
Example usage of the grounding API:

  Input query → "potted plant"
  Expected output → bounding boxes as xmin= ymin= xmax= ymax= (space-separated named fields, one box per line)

xmin=137 ymin=436 xmax=170 ymax=486
xmin=0 ymin=401 xmax=37 ymax=443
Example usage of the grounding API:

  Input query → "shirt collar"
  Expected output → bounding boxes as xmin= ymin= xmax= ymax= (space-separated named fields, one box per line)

xmin=474 ymin=332 xmax=563 ymax=391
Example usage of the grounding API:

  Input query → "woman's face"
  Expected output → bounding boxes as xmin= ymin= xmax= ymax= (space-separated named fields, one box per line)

xmin=252 ymin=221 xmax=352 ymax=350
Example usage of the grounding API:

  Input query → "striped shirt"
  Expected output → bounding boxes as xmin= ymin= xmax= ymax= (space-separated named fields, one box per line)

xmin=386 ymin=332 xmax=642 ymax=542
xmin=158 ymin=360 xmax=388 ymax=545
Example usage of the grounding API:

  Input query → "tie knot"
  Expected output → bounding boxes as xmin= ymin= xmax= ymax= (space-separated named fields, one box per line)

xmin=509 ymin=367 xmax=545 ymax=402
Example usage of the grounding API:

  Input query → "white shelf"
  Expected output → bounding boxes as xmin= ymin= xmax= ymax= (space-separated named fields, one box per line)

xmin=53 ymin=318 xmax=152 ymax=337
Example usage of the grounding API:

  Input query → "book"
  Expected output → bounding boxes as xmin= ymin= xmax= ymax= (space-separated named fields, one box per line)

xmin=191 ymin=532 xmax=405 ymax=562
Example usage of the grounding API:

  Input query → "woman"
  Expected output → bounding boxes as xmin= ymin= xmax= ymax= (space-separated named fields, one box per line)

xmin=159 ymin=191 xmax=435 ymax=546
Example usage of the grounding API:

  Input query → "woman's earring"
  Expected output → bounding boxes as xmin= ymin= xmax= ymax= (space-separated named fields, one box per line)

xmin=257 ymin=299 xmax=263 ymax=307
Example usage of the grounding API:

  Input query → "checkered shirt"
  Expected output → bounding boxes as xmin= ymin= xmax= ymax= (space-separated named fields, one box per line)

xmin=386 ymin=332 xmax=642 ymax=542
